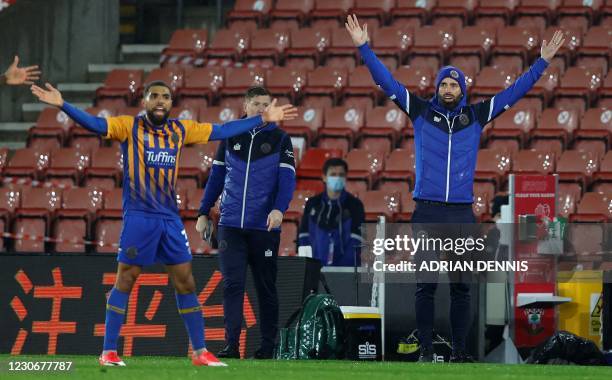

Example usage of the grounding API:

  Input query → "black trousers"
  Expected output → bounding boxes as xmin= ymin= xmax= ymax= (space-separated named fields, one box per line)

xmin=217 ymin=226 xmax=280 ymax=351
xmin=411 ymin=200 xmax=476 ymax=352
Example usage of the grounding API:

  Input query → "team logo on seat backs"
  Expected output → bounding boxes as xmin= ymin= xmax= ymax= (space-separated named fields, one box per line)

xmin=145 ymin=148 xmax=177 ymax=168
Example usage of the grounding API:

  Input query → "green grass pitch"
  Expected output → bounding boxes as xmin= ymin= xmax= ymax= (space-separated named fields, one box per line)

xmin=1 ymin=355 xmax=610 ymax=380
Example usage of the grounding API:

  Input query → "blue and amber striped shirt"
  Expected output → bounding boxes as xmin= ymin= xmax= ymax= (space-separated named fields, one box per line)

xmin=105 ymin=116 xmax=212 ymax=219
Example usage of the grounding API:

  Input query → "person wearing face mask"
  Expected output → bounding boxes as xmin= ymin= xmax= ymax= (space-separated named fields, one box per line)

xmin=297 ymin=158 xmax=365 ymax=267
xmin=345 ymin=14 xmax=566 ymax=363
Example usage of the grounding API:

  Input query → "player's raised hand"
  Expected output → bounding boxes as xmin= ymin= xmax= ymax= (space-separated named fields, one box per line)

xmin=261 ymin=99 xmax=298 ymax=123
xmin=3 ymin=56 xmax=41 ymax=86
xmin=540 ymin=30 xmax=566 ymax=63
xmin=31 ymin=83 xmax=64 ymax=107
xmin=345 ymin=14 xmax=369 ymax=47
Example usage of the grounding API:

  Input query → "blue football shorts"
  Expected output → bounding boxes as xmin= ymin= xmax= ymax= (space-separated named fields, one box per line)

xmin=117 ymin=214 xmax=192 ymax=266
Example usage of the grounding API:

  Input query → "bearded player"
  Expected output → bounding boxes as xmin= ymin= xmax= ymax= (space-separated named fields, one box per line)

xmin=31 ymin=80 xmax=298 ymax=367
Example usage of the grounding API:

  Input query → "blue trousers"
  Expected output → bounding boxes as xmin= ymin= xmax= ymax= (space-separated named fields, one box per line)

xmin=217 ymin=226 xmax=280 ymax=351
xmin=411 ymin=200 xmax=476 ymax=352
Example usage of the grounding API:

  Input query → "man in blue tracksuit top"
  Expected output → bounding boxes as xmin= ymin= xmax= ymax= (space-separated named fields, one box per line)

xmin=196 ymin=87 xmax=296 ymax=359
xmin=346 ymin=15 xmax=566 ymax=362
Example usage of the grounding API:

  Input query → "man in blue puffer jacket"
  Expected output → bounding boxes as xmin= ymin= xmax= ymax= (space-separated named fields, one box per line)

xmin=346 ymin=14 xmax=566 ymax=362
xmin=196 ymin=86 xmax=297 ymax=359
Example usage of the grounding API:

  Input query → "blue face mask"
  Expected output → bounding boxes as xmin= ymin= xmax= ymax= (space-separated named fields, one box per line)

xmin=326 ymin=176 xmax=346 ymax=192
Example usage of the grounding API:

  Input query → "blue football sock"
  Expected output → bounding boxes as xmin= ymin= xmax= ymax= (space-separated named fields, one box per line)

xmin=176 ymin=292 xmax=206 ymax=351
xmin=103 ymin=287 xmax=129 ymax=351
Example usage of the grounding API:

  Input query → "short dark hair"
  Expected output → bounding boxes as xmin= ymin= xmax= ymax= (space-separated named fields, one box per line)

xmin=144 ymin=80 xmax=173 ymax=98
xmin=323 ymin=158 xmax=348 ymax=175
xmin=245 ymin=86 xmax=272 ymax=100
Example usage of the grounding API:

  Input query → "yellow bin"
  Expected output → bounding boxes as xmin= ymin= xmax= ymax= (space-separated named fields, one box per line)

xmin=557 ymin=270 xmax=603 ymax=347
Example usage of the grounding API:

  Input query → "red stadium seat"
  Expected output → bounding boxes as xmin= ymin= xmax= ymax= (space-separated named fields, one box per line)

xmin=396 ymin=188 xmax=416 ymax=222
xmin=94 ymin=218 xmax=122 ymax=253
xmin=593 ymin=150 xmax=612 ymax=185
xmin=205 ymin=29 xmax=250 ymax=61
xmin=346 ymin=66 xmax=384 ymax=109
xmin=296 ymin=179 xmax=325 ymax=193
xmin=599 ymin=69 xmax=612 ymax=99
xmin=96 ymin=69 xmax=144 ymax=106
xmin=265 ymin=67 xmax=307 ymax=104
xmin=393 ymin=65 xmax=435 ymax=97
xmin=577 ymin=26 xmax=612 ymax=63
xmin=177 ymin=147 xmax=212 ymax=190
xmin=492 ymin=26 xmax=540 ymax=63
xmin=28 ymin=107 xmax=73 ymax=146
xmin=297 ymin=148 xmax=343 ymax=179
xmin=141 ymin=67 xmax=184 ymax=95
xmin=227 ymin=0 xmax=272 ymax=27
xmin=570 ymin=192 xmax=612 ymax=222
xmin=372 ymin=26 xmax=414 ymax=68
xmin=486 ymin=139 xmax=520 ymax=156
xmin=361 ymin=106 xmax=407 ymax=152
xmin=199 ymin=106 xmax=240 ymax=125
xmin=529 ymin=65 xmax=561 ymax=106
xmin=556 ymin=150 xmax=599 ymax=189
xmin=0 ymin=186 xmax=21 ymax=224
xmin=472 ymin=192 xmax=490 ymax=222
xmin=285 ymin=28 xmax=330 ymax=69
xmin=4 ymin=148 xmax=51 ymax=180
xmin=320 ymin=105 xmax=365 ymax=143
xmin=326 ymin=27 xmax=360 ymax=70
xmin=475 ymin=0 xmax=518 ymax=23
xmin=360 ymin=190 xmax=400 ymax=222
xmin=285 ymin=190 xmax=315 ymax=223
xmin=555 ymin=66 xmax=604 ymax=107
xmin=310 ymin=0 xmax=354 ymax=27
xmin=431 ymin=0 xmax=477 ymax=26
xmin=221 ymin=67 xmax=266 ymax=98
xmin=17 ymin=187 xmax=62 ymax=218
xmin=304 ymin=67 xmax=348 ymax=108
xmin=475 ymin=148 xmax=512 ymax=190
xmin=161 ymin=29 xmax=208 ymax=64
xmin=45 ymin=148 xmax=91 ymax=187
xmin=381 ymin=148 xmax=416 ymax=188
xmin=516 ymin=0 xmax=561 ymax=23
xmin=279 ymin=222 xmax=298 ymax=256
xmin=573 ymin=140 xmax=607 ymax=162
xmin=450 ymin=25 xmax=496 ymax=66
xmin=390 ymin=0 xmax=436 ymax=24
xmin=531 ymin=108 xmax=579 ymax=146
xmin=488 ymin=106 xmax=537 ymax=145
xmin=53 ymin=187 xmax=104 ymax=252
xmin=12 ymin=217 xmax=46 ymax=253
xmin=557 ymin=182 xmax=581 ymax=218
xmin=169 ymin=104 xmax=201 ymax=121
xmin=178 ymin=67 xmax=224 ymax=105
xmin=350 ymin=0 xmax=395 ymax=26
xmin=270 ymin=0 xmax=315 ymax=30
xmin=575 ymin=107 xmax=612 ymax=145
xmin=345 ymin=149 xmax=385 ymax=190
xmin=245 ymin=28 xmax=291 ymax=65
xmin=280 ymin=106 xmax=323 ymax=143
xmin=529 ymin=139 xmax=563 ymax=159
xmin=409 ymin=25 xmax=455 ymax=65
xmin=84 ymin=147 xmax=123 ymax=190
xmin=559 ymin=0 xmax=603 ymax=24
xmin=472 ymin=66 xmax=517 ymax=98
xmin=512 ymin=149 xmax=555 ymax=174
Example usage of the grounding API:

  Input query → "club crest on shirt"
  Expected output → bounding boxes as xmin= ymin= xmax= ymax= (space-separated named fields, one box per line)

xmin=233 ymin=143 xmax=241 ymax=151
xmin=260 ymin=143 xmax=271 ymax=154
xmin=433 ymin=116 xmax=442 ymax=123
xmin=459 ymin=114 xmax=469 ymax=126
